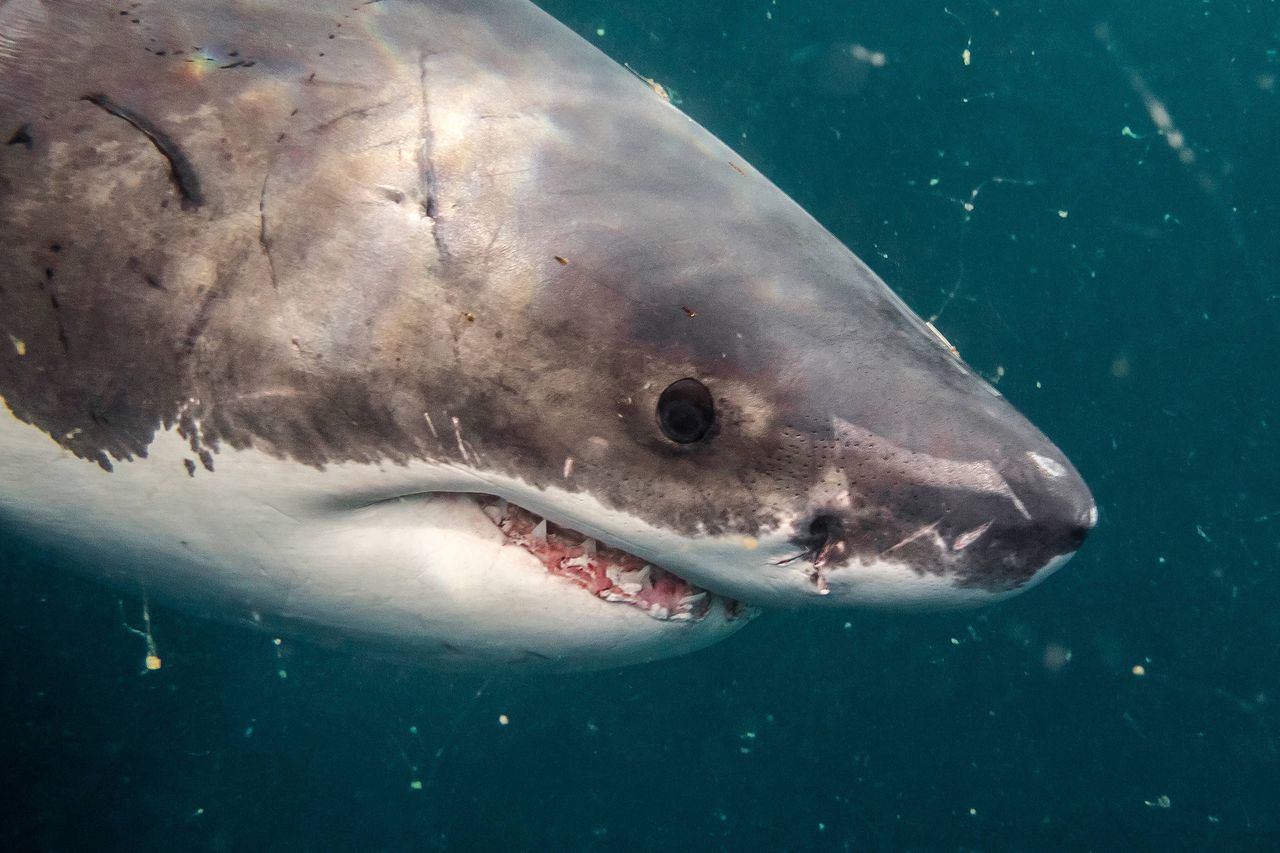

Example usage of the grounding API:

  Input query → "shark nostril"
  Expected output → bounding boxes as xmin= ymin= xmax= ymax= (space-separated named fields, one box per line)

xmin=1065 ymin=521 xmax=1091 ymax=550
xmin=806 ymin=514 xmax=847 ymax=567
xmin=809 ymin=514 xmax=843 ymax=542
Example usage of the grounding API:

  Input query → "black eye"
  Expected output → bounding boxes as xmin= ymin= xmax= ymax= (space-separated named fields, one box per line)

xmin=656 ymin=378 xmax=715 ymax=444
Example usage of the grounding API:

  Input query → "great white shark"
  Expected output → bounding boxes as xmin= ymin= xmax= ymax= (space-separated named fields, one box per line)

xmin=0 ymin=0 xmax=1095 ymax=669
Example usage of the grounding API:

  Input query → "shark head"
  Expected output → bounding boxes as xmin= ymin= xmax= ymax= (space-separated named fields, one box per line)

xmin=0 ymin=0 xmax=1093 ymax=669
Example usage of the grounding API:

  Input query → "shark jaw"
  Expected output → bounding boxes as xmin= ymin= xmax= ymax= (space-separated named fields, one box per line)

xmin=0 ymin=407 xmax=758 ymax=671
xmin=473 ymin=496 xmax=750 ymax=624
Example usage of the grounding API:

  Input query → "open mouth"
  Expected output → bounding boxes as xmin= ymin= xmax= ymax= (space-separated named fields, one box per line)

xmin=476 ymin=496 xmax=747 ymax=623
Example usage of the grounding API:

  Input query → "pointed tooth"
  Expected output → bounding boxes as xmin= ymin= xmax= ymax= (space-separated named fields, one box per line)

xmin=669 ymin=612 xmax=694 ymax=621
xmin=481 ymin=504 xmax=502 ymax=524
xmin=605 ymin=565 xmax=622 ymax=584
xmin=635 ymin=565 xmax=653 ymax=586
xmin=680 ymin=592 xmax=708 ymax=606
xmin=497 ymin=498 xmax=509 ymax=515
xmin=618 ymin=582 xmax=642 ymax=595
xmin=649 ymin=605 xmax=670 ymax=620
xmin=582 ymin=538 xmax=597 ymax=557
xmin=532 ymin=518 xmax=547 ymax=542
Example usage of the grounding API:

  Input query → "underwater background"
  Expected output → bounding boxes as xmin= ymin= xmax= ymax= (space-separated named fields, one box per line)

xmin=3 ymin=0 xmax=1278 ymax=849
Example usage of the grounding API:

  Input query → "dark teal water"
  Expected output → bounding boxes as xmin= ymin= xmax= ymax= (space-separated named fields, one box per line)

xmin=3 ymin=1 xmax=1278 ymax=849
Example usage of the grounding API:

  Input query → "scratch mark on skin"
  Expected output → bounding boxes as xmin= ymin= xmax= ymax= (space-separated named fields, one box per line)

xmin=417 ymin=50 xmax=444 ymax=256
xmin=310 ymin=100 xmax=393 ymax=133
xmin=881 ymin=520 xmax=943 ymax=558
xmin=42 ymin=283 xmax=70 ymax=353
xmin=451 ymin=415 xmax=470 ymax=464
xmin=423 ymin=411 xmax=439 ymax=439
xmin=82 ymin=94 xmax=204 ymax=210
xmin=259 ymin=175 xmax=279 ymax=288
xmin=181 ymin=285 xmax=220 ymax=359
xmin=222 ymin=388 xmax=307 ymax=406
xmin=952 ymin=520 xmax=992 ymax=551
xmin=259 ymin=499 xmax=304 ymax=524
xmin=482 ymin=221 xmax=505 ymax=268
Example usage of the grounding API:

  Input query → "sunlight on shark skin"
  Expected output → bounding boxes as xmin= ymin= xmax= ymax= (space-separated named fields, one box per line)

xmin=0 ymin=0 xmax=1095 ymax=670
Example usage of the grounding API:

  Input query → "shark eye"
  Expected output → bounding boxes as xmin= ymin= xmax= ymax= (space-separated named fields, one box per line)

xmin=657 ymin=378 xmax=715 ymax=444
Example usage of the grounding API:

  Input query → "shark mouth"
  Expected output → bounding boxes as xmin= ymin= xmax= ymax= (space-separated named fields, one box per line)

xmin=476 ymin=496 xmax=747 ymax=623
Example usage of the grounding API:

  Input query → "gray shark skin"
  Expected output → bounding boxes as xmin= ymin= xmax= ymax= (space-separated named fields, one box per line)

xmin=0 ymin=0 xmax=1095 ymax=669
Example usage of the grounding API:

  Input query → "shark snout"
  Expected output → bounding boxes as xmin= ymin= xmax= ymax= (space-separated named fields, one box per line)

xmin=784 ymin=423 xmax=1096 ymax=602
xmin=1005 ymin=442 xmax=1096 ymax=551
xmin=1009 ymin=445 xmax=1097 ymax=572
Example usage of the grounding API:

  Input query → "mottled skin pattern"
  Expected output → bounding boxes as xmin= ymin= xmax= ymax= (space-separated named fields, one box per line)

xmin=0 ymin=0 xmax=1092 ymax=594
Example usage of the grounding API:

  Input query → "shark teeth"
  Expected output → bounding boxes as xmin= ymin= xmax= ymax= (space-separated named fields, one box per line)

xmin=475 ymin=494 xmax=747 ymax=623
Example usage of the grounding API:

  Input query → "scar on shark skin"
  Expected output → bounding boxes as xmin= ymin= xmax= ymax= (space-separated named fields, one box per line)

xmin=6 ymin=123 xmax=34 ymax=149
xmin=81 ymin=94 xmax=204 ymax=210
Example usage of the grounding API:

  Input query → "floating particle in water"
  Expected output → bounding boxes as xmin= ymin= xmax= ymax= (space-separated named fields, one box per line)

xmin=945 ymin=7 xmax=974 ymax=66
xmin=1132 ymin=664 xmax=1146 ymax=677
xmin=848 ymin=44 xmax=887 ymax=67
xmin=498 ymin=713 xmax=509 ymax=726
xmin=1043 ymin=643 xmax=1072 ymax=672
xmin=120 ymin=592 xmax=162 ymax=674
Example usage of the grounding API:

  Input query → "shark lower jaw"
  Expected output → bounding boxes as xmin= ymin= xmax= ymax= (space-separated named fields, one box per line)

xmin=470 ymin=495 xmax=751 ymax=624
